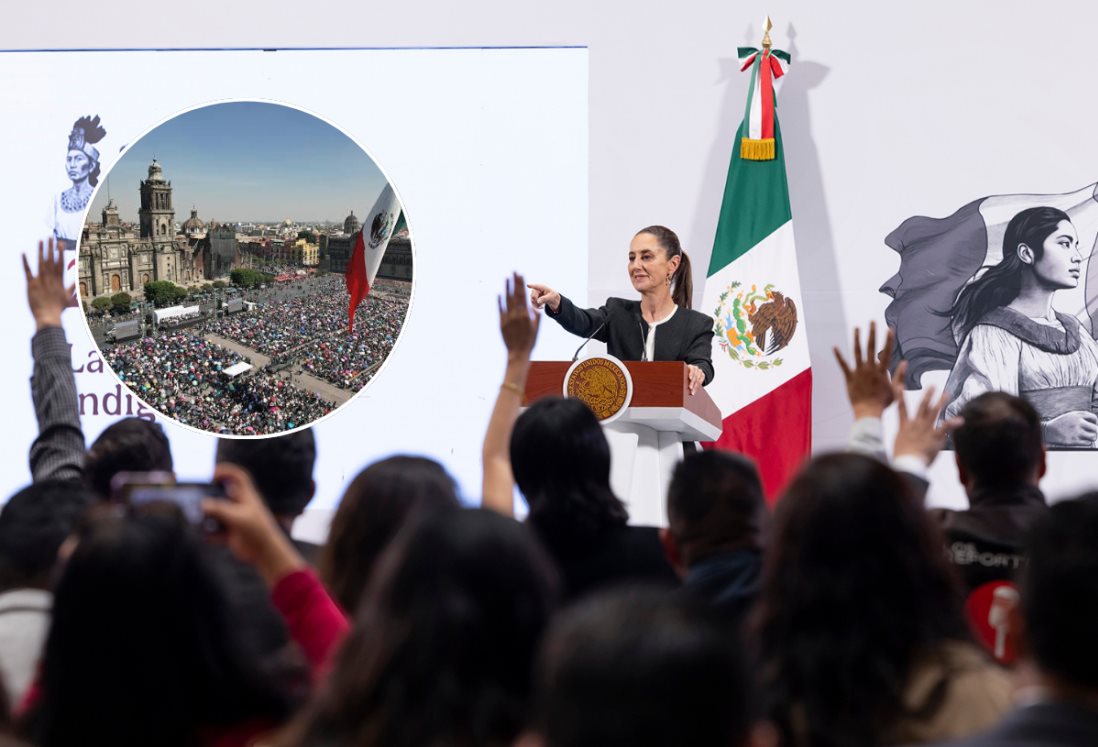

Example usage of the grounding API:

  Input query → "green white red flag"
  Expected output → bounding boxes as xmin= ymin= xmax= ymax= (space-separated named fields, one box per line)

xmin=701 ymin=44 xmax=811 ymax=501
xmin=346 ymin=184 xmax=400 ymax=332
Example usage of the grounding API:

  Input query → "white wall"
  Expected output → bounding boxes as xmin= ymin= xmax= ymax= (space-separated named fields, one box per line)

xmin=6 ymin=0 xmax=1098 ymax=508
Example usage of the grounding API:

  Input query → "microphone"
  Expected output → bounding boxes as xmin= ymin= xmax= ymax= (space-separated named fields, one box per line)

xmin=572 ymin=320 xmax=607 ymax=362
xmin=988 ymin=585 xmax=1019 ymax=660
xmin=639 ymin=321 xmax=649 ymax=361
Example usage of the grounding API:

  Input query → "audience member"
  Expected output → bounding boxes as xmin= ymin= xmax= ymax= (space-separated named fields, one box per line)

xmin=483 ymin=273 xmax=677 ymax=599
xmin=276 ymin=508 xmax=559 ymax=747
xmin=319 ymin=455 xmax=459 ymax=612
xmin=84 ymin=418 xmax=174 ymax=499
xmin=753 ymin=453 xmax=1011 ymax=747
xmin=934 ymin=494 xmax=1098 ymax=746
xmin=216 ymin=430 xmax=321 ymax=562
xmin=521 ymin=588 xmax=773 ymax=747
xmin=0 ymin=481 xmax=90 ymax=705
xmin=25 ymin=510 xmax=293 ymax=746
xmin=24 ymin=239 xmax=84 ymax=484
xmin=662 ymin=450 xmax=766 ymax=629
xmin=837 ymin=322 xmax=1049 ymax=663
xmin=23 ymin=463 xmax=346 ymax=747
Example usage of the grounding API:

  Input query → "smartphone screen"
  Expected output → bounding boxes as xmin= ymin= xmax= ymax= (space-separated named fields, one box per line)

xmin=111 ymin=472 xmax=225 ymax=532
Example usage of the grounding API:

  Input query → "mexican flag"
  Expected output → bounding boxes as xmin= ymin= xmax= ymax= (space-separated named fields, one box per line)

xmin=702 ymin=45 xmax=812 ymax=501
xmin=346 ymin=183 xmax=400 ymax=333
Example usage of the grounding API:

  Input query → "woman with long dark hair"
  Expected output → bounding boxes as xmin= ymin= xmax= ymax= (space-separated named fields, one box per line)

xmin=319 ymin=455 xmax=459 ymax=612
xmin=753 ymin=453 xmax=1010 ymax=747
xmin=483 ymin=274 xmax=677 ymax=599
xmin=278 ymin=508 xmax=559 ymax=747
xmin=25 ymin=508 xmax=297 ymax=747
xmin=528 ymin=225 xmax=714 ymax=394
xmin=944 ymin=206 xmax=1098 ymax=446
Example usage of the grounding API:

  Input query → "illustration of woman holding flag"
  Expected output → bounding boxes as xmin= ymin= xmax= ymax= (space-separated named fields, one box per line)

xmin=942 ymin=206 xmax=1098 ymax=446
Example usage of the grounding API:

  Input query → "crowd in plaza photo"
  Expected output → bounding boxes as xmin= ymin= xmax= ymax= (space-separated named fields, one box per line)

xmin=203 ymin=274 xmax=409 ymax=389
xmin=102 ymin=332 xmax=334 ymax=434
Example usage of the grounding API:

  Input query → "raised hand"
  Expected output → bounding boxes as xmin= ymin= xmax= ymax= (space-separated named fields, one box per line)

xmin=23 ymin=238 xmax=75 ymax=330
xmin=893 ymin=381 xmax=963 ymax=467
xmin=527 ymin=282 xmax=561 ymax=313
xmin=833 ymin=321 xmax=897 ymax=419
xmin=500 ymin=271 xmax=540 ymax=360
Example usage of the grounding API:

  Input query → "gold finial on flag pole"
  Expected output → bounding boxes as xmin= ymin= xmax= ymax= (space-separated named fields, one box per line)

xmin=761 ymin=16 xmax=774 ymax=50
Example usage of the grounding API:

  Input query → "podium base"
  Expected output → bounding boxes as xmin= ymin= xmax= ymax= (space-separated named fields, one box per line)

xmin=604 ymin=421 xmax=691 ymax=528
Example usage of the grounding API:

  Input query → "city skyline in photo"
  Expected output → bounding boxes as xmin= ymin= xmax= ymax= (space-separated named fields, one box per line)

xmin=88 ymin=101 xmax=390 ymax=226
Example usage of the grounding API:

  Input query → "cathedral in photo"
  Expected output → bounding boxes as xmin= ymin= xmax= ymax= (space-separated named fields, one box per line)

xmin=78 ymin=160 xmax=204 ymax=299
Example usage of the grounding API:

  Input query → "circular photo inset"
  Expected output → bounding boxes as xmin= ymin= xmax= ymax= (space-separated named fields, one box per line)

xmin=76 ymin=101 xmax=412 ymax=437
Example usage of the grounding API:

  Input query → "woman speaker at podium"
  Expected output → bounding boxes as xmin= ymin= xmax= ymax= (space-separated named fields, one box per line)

xmin=528 ymin=225 xmax=714 ymax=394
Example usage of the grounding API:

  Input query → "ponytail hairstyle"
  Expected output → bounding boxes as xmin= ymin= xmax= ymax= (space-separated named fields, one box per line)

xmin=637 ymin=225 xmax=693 ymax=309
xmin=950 ymin=206 xmax=1071 ymax=342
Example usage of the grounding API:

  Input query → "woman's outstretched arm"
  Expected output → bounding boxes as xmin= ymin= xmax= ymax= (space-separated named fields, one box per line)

xmin=482 ymin=272 xmax=540 ymax=517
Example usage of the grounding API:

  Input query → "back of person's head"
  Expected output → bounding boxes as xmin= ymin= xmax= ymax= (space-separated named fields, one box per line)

xmin=33 ymin=509 xmax=291 ymax=747
xmin=1022 ymin=493 xmax=1098 ymax=691
xmin=0 ymin=481 xmax=91 ymax=591
xmin=284 ymin=508 xmax=559 ymax=747
xmin=754 ymin=452 xmax=967 ymax=747
xmin=953 ymin=392 xmax=1043 ymax=489
xmin=666 ymin=451 xmax=765 ymax=565
xmin=85 ymin=418 xmax=173 ymax=499
xmin=530 ymin=588 xmax=754 ymax=747
xmin=215 ymin=429 xmax=316 ymax=517
xmin=510 ymin=397 xmax=627 ymax=541
xmin=319 ymin=455 xmax=460 ymax=612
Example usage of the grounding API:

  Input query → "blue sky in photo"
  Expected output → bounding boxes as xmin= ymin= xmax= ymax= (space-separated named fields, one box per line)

xmin=89 ymin=101 xmax=388 ymax=225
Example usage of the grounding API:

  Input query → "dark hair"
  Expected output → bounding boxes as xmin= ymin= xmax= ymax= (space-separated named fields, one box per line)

xmin=753 ymin=453 xmax=968 ymax=747
xmin=1021 ymin=493 xmax=1098 ymax=690
xmin=667 ymin=450 xmax=765 ymax=565
xmin=951 ymin=206 xmax=1071 ymax=340
xmin=85 ymin=418 xmax=173 ymax=499
xmin=31 ymin=511 xmax=293 ymax=747
xmin=282 ymin=509 xmax=559 ymax=747
xmin=636 ymin=225 xmax=693 ymax=309
xmin=510 ymin=397 xmax=628 ymax=546
xmin=319 ymin=455 xmax=460 ymax=612
xmin=0 ymin=481 xmax=91 ymax=591
xmin=531 ymin=588 xmax=753 ymax=747
xmin=215 ymin=430 xmax=316 ymax=517
xmin=953 ymin=392 xmax=1043 ymax=488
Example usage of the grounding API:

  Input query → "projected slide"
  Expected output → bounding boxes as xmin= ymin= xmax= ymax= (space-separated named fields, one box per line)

xmin=0 ymin=48 xmax=588 ymax=518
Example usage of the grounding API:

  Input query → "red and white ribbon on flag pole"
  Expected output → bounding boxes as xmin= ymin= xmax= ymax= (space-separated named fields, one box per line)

xmin=346 ymin=183 xmax=400 ymax=332
xmin=738 ymin=46 xmax=789 ymax=161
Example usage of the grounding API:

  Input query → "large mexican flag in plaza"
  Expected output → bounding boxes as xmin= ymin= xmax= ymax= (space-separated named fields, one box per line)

xmin=702 ymin=45 xmax=812 ymax=501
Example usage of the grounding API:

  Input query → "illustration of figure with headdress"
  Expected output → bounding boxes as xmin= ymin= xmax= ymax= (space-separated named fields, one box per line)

xmin=882 ymin=183 xmax=1098 ymax=448
xmin=51 ymin=114 xmax=106 ymax=248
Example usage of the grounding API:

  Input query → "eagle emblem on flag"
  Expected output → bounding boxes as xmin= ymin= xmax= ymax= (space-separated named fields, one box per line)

xmin=713 ymin=281 xmax=797 ymax=370
xmin=368 ymin=210 xmax=395 ymax=249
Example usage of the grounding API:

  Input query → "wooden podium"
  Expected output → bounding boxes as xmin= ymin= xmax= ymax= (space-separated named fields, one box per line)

xmin=525 ymin=361 xmax=723 ymax=527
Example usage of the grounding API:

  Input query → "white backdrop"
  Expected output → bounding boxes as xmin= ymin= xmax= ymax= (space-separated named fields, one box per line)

xmin=5 ymin=0 xmax=1098 ymax=511
xmin=0 ymin=49 xmax=588 ymax=525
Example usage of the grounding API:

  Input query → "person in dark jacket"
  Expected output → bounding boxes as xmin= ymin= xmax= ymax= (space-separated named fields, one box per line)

xmin=528 ymin=225 xmax=713 ymax=393
xmin=933 ymin=494 xmax=1098 ymax=747
xmin=661 ymin=450 xmax=765 ymax=630
xmin=837 ymin=322 xmax=1048 ymax=664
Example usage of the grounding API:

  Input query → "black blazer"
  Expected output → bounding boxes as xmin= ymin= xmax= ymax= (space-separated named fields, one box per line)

xmin=547 ymin=296 xmax=715 ymax=385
